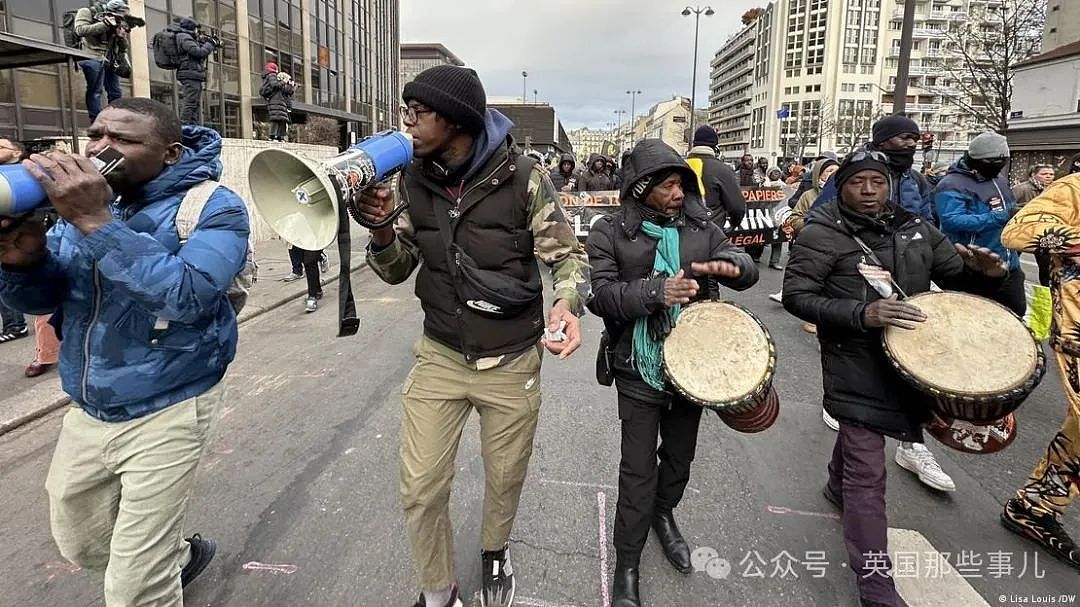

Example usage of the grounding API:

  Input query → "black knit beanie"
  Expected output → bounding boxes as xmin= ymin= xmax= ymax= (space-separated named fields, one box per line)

xmin=402 ymin=65 xmax=486 ymax=135
xmin=691 ymin=125 xmax=719 ymax=148
xmin=835 ymin=154 xmax=890 ymax=190
xmin=871 ymin=114 xmax=920 ymax=146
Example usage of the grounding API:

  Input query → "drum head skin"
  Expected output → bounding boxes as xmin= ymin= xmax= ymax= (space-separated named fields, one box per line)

xmin=663 ymin=301 xmax=774 ymax=407
xmin=926 ymin=412 xmax=1017 ymax=454
xmin=883 ymin=292 xmax=1038 ymax=397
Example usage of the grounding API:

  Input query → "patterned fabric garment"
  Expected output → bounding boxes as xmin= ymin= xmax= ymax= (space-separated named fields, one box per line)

xmin=1001 ymin=173 xmax=1080 ymax=515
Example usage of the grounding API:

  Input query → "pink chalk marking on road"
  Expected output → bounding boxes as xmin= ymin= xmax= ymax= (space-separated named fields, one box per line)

xmin=43 ymin=560 xmax=81 ymax=582
xmin=597 ymin=491 xmax=609 ymax=607
xmin=241 ymin=561 xmax=298 ymax=574
xmin=767 ymin=505 xmax=841 ymax=520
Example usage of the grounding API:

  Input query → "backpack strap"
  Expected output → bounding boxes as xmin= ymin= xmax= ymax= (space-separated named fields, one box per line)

xmin=176 ymin=180 xmax=220 ymax=243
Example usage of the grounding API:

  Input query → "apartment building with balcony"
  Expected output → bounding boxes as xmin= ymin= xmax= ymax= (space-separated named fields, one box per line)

xmin=707 ymin=0 xmax=1020 ymax=162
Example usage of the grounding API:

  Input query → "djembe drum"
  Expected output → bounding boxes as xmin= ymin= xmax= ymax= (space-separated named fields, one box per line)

xmin=663 ymin=301 xmax=779 ymax=433
xmin=882 ymin=291 xmax=1045 ymax=454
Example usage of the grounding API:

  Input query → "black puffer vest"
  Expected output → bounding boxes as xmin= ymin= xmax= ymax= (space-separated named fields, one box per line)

xmin=402 ymin=145 xmax=544 ymax=362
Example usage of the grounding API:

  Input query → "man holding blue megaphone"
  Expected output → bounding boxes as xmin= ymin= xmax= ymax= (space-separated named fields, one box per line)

xmin=0 ymin=97 xmax=250 ymax=605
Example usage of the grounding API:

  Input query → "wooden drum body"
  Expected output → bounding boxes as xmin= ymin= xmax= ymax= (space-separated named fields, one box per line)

xmin=663 ymin=301 xmax=779 ymax=433
xmin=882 ymin=291 xmax=1044 ymax=453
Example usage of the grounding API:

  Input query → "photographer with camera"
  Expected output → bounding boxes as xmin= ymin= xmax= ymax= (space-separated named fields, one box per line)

xmin=174 ymin=18 xmax=218 ymax=125
xmin=73 ymin=0 xmax=142 ymax=122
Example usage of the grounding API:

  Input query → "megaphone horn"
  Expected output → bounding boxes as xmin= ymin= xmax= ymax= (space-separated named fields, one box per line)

xmin=247 ymin=130 xmax=413 ymax=251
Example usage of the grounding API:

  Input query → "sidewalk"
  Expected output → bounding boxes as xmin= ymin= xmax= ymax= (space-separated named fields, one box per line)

xmin=0 ymin=233 xmax=372 ymax=436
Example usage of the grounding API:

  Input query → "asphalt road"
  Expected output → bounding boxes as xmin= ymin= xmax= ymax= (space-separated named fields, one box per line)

xmin=0 ymin=262 xmax=1077 ymax=607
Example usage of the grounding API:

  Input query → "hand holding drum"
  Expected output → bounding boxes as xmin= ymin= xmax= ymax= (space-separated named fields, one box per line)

xmin=863 ymin=294 xmax=927 ymax=330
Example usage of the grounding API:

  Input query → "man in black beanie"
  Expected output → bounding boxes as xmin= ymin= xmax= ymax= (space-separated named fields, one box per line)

xmin=812 ymin=115 xmax=934 ymax=222
xmin=685 ymin=125 xmax=745 ymax=229
xmin=355 ymin=64 xmax=591 ymax=607
xmin=784 ymin=151 xmax=1006 ymax=607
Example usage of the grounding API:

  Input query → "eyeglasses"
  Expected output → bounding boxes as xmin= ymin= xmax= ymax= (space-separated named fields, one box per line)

xmin=399 ymin=104 xmax=434 ymax=124
xmin=845 ymin=150 xmax=889 ymax=165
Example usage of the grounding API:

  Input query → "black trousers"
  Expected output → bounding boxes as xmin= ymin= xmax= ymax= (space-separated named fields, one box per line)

xmin=996 ymin=268 xmax=1027 ymax=317
xmin=613 ymin=390 xmax=703 ymax=565
xmin=178 ymin=79 xmax=203 ymax=125
xmin=269 ymin=120 xmax=288 ymax=141
xmin=296 ymin=248 xmax=323 ymax=298
xmin=288 ymin=245 xmax=304 ymax=275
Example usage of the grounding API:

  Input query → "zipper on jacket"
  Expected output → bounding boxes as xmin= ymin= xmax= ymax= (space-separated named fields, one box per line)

xmin=452 ymin=157 xmax=510 ymax=215
xmin=81 ymin=262 xmax=102 ymax=403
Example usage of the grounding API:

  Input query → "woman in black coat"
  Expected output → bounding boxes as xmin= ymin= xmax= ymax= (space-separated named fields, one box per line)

xmin=585 ymin=139 xmax=758 ymax=607
xmin=781 ymin=152 xmax=1007 ymax=607
xmin=260 ymin=62 xmax=294 ymax=141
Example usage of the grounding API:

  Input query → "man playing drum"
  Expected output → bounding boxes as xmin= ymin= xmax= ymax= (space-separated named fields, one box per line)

xmin=782 ymin=152 xmax=1008 ymax=607
xmin=1000 ymin=172 xmax=1080 ymax=571
xmin=585 ymin=139 xmax=758 ymax=607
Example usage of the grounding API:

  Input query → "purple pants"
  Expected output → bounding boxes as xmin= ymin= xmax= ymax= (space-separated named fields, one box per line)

xmin=826 ymin=422 xmax=898 ymax=606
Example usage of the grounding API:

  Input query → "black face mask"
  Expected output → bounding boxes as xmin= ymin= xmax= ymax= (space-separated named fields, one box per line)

xmin=885 ymin=148 xmax=917 ymax=173
xmin=968 ymin=157 xmax=1008 ymax=180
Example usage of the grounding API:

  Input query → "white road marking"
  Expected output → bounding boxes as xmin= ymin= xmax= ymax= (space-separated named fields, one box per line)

xmin=597 ymin=491 xmax=610 ymax=607
xmin=540 ymin=479 xmax=617 ymax=491
xmin=888 ymin=528 xmax=990 ymax=607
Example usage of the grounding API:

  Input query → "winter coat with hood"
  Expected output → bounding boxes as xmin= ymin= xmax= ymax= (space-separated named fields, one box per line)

xmin=788 ymin=158 xmax=838 ymax=233
xmin=933 ymin=157 xmax=1020 ymax=271
xmin=260 ymin=69 xmax=294 ymax=122
xmin=0 ymin=126 xmax=250 ymax=423
xmin=549 ymin=153 xmax=577 ymax=190
xmin=586 ymin=139 xmax=759 ymax=404
xmin=367 ymin=109 xmax=590 ymax=362
xmin=577 ymin=153 xmax=615 ymax=191
xmin=782 ymin=199 xmax=1001 ymax=440
xmin=686 ymin=145 xmax=746 ymax=229
xmin=174 ymin=19 xmax=215 ymax=82
xmin=1012 ymin=178 xmax=1045 ymax=207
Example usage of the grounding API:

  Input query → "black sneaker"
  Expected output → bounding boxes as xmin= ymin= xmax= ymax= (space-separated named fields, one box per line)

xmin=481 ymin=543 xmax=516 ymax=607
xmin=410 ymin=583 xmax=461 ymax=607
xmin=1001 ymin=497 xmax=1080 ymax=571
xmin=0 ymin=327 xmax=28 ymax=343
xmin=180 ymin=533 xmax=216 ymax=588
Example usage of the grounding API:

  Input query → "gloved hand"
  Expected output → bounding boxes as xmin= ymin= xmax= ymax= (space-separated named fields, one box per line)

xmin=647 ymin=309 xmax=675 ymax=342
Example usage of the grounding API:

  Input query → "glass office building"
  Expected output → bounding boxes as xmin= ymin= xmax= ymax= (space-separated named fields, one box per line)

xmin=0 ymin=0 xmax=399 ymax=143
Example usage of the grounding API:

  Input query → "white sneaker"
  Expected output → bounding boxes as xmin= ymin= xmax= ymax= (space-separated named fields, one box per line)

xmin=895 ymin=443 xmax=956 ymax=492
xmin=304 ymin=297 xmax=318 ymax=313
xmin=822 ymin=408 xmax=840 ymax=431
xmin=768 ymin=291 xmax=783 ymax=303
xmin=318 ymin=252 xmax=331 ymax=274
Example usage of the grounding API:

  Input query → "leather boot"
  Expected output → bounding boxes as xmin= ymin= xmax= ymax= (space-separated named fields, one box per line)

xmin=652 ymin=511 xmax=692 ymax=574
xmin=611 ymin=565 xmax=640 ymax=607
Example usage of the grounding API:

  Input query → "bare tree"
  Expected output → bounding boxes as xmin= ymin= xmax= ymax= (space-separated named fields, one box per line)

xmin=935 ymin=0 xmax=1046 ymax=132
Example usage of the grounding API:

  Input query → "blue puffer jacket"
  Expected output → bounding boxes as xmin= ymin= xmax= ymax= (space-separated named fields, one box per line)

xmin=0 ymin=126 xmax=249 ymax=421
xmin=932 ymin=158 xmax=1019 ymax=271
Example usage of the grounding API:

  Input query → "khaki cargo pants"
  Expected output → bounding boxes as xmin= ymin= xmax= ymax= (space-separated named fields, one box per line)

xmin=401 ymin=336 xmax=543 ymax=592
xmin=45 ymin=382 xmax=225 ymax=607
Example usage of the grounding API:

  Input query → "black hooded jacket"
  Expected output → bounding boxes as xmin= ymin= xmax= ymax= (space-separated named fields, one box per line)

xmin=260 ymin=71 xmax=294 ymax=122
xmin=577 ymin=153 xmax=615 ymax=191
xmin=782 ymin=199 xmax=1002 ymax=440
xmin=549 ymin=153 xmax=577 ymax=190
xmin=586 ymin=139 xmax=759 ymax=403
xmin=174 ymin=22 xmax=215 ymax=82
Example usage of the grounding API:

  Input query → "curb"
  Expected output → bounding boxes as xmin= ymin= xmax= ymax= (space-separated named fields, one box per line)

xmin=0 ymin=260 xmax=370 ymax=438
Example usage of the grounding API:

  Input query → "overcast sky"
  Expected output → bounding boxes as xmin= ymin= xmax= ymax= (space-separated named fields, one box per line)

xmin=400 ymin=0 xmax=765 ymax=130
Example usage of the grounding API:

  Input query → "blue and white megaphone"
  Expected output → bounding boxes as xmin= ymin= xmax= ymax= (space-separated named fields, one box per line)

xmin=0 ymin=163 xmax=48 ymax=216
xmin=247 ymin=130 xmax=413 ymax=251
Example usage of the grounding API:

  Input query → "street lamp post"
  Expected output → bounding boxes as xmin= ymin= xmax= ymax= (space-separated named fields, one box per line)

xmin=627 ymin=89 xmax=642 ymax=148
xmin=533 ymin=89 xmax=538 ymax=104
xmin=614 ymin=109 xmax=627 ymax=152
xmin=682 ymin=6 xmax=714 ymax=140
xmin=522 ymin=71 xmax=528 ymax=104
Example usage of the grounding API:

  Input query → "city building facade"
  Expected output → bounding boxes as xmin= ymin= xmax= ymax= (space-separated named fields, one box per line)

xmin=0 ymin=0 xmax=399 ymax=144
xmin=1042 ymin=0 xmax=1080 ymax=51
xmin=1007 ymin=40 xmax=1080 ymax=177
xmin=399 ymin=42 xmax=463 ymax=89
xmin=490 ymin=102 xmax=572 ymax=159
xmin=568 ymin=126 xmax=614 ymax=161
xmin=707 ymin=0 xmax=1027 ymax=162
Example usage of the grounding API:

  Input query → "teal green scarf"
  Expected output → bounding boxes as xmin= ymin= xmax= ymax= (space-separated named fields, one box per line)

xmin=633 ymin=220 xmax=682 ymax=390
